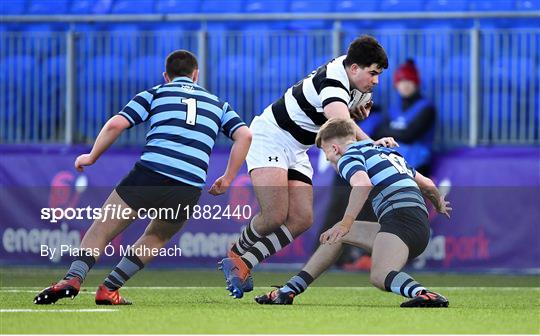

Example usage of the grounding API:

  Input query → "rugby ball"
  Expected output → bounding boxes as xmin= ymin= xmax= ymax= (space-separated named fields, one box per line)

xmin=348 ymin=89 xmax=372 ymax=110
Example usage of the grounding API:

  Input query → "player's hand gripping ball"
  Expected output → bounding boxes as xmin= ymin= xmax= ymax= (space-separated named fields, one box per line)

xmin=348 ymin=90 xmax=372 ymax=121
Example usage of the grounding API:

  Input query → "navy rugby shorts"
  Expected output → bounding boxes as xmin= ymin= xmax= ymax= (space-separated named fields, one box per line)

xmin=115 ymin=163 xmax=201 ymax=224
xmin=378 ymin=207 xmax=430 ymax=259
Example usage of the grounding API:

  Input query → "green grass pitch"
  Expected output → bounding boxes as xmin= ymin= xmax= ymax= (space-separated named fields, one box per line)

xmin=1 ymin=267 xmax=539 ymax=334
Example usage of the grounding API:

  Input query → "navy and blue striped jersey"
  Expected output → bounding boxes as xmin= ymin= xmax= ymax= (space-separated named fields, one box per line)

xmin=337 ymin=140 xmax=428 ymax=219
xmin=117 ymin=76 xmax=246 ymax=188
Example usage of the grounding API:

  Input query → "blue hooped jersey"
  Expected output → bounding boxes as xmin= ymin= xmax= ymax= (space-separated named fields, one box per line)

xmin=117 ymin=76 xmax=246 ymax=188
xmin=336 ymin=140 xmax=428 ymax=219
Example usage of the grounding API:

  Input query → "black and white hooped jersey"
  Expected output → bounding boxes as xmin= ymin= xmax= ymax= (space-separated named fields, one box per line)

xmin=269 ymin=55 xmax=359 ymax=146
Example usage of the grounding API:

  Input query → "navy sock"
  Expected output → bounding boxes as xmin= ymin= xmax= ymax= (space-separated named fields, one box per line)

xmin=64 ymin=254 xmax=96 ymax=282
xmin=280 ymin=270 xmax=314 ymax=296
xmin=384 ymin=271 xmax=426 ymax=298
xmin=103 ymin=255 xmax=144 ymax=291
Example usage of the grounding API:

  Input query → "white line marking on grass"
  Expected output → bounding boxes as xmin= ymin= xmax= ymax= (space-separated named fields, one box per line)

xmin=436 ymin=287 xmax=540 ymax=291
xmin=0 ymin=309 xmax=117 ymax=313
xmin=1 ymin=286 xmax=538 ymax=291
xmin=0 ymin=290 xmax=96 ymax=294
xmin=343 ymin=287 xmax=540 ymax=291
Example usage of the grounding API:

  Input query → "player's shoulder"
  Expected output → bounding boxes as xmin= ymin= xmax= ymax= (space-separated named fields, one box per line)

xmin=336 ymin=152 xmax=366 ymax=179
xmin=188 ymin=85 xmax=236 ymax=112
xmin=326 ymin=55 xmax=347 ymax=74
xmin=139 ymin=83 xmax=167 ymax=99
xmin=377 ymin=145 xmax=401 ymax=156
xmin=336 ymin=155 xmax=351 ymax=174
xmin=191 ymin=84 xmax=226 ymax=106
xmin=322 ymin=55 xmax=350 ymax=90
xmin=131 ymin=86 xmax=159 ymax=103
xmin=138 ymin=84 xmax=161 ymax=98
xmin=345 ymin=140 xmax=385 ymax=162
xmin=191 ymin=83 xmax=215 ymax=96
xmin=338 ymin=142 xmax=370 ymax=164
xmin=327 ymin=55 xmax=347 ymax=68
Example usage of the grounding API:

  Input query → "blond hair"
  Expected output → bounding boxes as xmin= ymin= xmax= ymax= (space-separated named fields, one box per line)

xmin=315 ymin=118 xmax=356 ymax=148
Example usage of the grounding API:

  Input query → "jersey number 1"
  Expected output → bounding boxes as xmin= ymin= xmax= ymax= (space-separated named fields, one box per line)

xmin=181 ymin=98 xmax=197 ymax=125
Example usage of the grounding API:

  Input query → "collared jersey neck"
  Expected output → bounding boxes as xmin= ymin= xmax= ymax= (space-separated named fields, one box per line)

xmin=345 ymin=139 xmax=374 ymax=151
xmin=171 ymin=76 xmax=194 ymax=83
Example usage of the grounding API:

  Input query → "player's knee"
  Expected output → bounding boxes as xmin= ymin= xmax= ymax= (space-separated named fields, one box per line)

xmin=145 ymin=221 xmax=180 ymax=242
xmin=146 ymin=229 xmax=172 ymax=243
xmin=286 ymin=214 xmax=312 ymax=236
xmin=297 ymin=215 xmax=313 ymax=233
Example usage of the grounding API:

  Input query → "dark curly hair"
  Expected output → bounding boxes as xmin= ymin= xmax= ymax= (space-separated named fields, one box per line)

xmin=344 ymin=35 xmax=388 ymax=69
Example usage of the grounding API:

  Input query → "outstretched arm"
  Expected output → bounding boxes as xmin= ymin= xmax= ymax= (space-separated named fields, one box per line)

xmin=209 ymin=126 xmax=252 ymax=195
xmin=74 ymin=115 xmax=131 ymax=172
xmin=320 ymin=171 xmax=372 ymax=244
xmin=414 ymin=172 xmax=452 ymax=218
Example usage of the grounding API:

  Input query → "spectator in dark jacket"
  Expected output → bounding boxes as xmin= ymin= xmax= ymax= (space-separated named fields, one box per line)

xmin=374 ymin=59 xmax=436 ymax=175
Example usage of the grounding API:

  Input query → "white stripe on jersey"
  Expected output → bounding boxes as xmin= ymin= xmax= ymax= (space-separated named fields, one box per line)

xmin=302 ymin=73 xmax=322 ymax=110
xmin=320 ymin=85 xmax=350 ymax=104
xmin=303 ymin=55 xmax=350 ymax=110
xmin=268 ymin=55 xmax=352 ymax=143
xmin=284 ymin=87 xmax=320 ymax=133
xmin=326 ymin=55 xmax=350 ymax=84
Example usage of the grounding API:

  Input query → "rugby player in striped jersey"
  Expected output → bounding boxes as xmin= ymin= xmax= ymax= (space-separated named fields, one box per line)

xmin=255 ymin=118 xmax=451 ymax=308
xmin=34 ymin=50 xmax=252 ymax=305
xmin=220 ymin=36 xmax=398 ymax=298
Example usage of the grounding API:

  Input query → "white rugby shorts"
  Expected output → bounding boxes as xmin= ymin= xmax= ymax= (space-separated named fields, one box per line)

xmin=246 ymin=110 xmax=313 ymax=182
